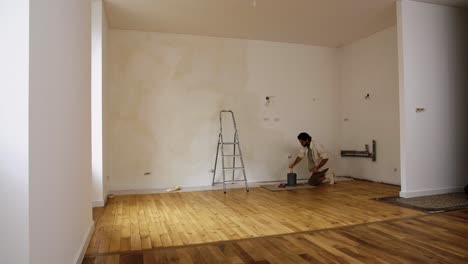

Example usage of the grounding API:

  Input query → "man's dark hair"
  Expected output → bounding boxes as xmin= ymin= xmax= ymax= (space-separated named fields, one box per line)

xmin=297 ymin=132 xmax=312 ymax=141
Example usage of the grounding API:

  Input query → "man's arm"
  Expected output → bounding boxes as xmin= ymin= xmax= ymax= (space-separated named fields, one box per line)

xmin=289 ymin=157 xmax=302 ymax=169
xmin=311 ymin=158 xmax=328 ymax=174
xmin=311 ymin=142 xmax=329 ymax=174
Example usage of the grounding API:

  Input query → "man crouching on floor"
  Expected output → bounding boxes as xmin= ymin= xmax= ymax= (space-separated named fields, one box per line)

xmin=289 ymin=132 xmax=335 ymax=185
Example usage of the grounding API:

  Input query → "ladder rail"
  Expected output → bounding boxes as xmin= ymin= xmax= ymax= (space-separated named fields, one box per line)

xmin=232 ymin=132 xmax=236 ymax=181
xmin=220 ymin=132 xmax=226 ymax=193
xmin=211 ymin=134 xmax=221 ymax=186
xmin=235 ymin=133 xmax=249 ymax=191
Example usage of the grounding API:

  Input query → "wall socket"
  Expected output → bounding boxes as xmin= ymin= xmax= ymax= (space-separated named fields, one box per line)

xmin=415 ymin=107 xmax=425 ymax=113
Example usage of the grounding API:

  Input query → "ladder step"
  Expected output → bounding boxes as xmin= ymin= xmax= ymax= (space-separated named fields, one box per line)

xmin=222 ymin=155 xmax=242 ymax=157
xmin=223 ymin=167 xmax=244 ymax=170
xmin=222 ymin=142 xmax=239 ymax=145
xmin=223 ymin=180 xmax=248 ymax=183
xmin=213 ymin=180 xmax=247 ymax=184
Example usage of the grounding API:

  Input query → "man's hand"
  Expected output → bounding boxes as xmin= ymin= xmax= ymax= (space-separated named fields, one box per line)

xmin=311 ymin=159 xmax=328 ymax=175
xmin=289 ymin=157 xmax=302 ymax=169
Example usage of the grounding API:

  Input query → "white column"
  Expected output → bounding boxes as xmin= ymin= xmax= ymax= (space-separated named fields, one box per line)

xmin=0 ymin=1 xmax=30 ymax=263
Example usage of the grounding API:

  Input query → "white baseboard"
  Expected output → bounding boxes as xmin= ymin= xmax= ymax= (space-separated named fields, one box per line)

xmin=92 ymin=200 xmax=105 ymax=207
xmin=108 ymin=176 xmax=352 ymax=195
xmin=400 ymin=186 xmax=464 ymax=198
xmin=108 ymin=176 xmax=337 ymax=193
xmin=74 ymin=221 xmax=95 ymax=264
xmin=108 ymin=172 xmax=346 ymax=193
xmin=92 ymin=195 xmax=108 ymax=208
xmin=109 ymin=178 xmax=309 ymax=195
xmin=348 ymin=176 xmax=401 ymax=186
xmin=110 ymin=181 xmax=267 ymax=195
xmin=109 ymin=182 xmax=210 ymax=192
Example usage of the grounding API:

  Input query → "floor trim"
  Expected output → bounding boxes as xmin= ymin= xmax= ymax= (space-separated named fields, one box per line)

xmin=108 ymin=177 xmax=354 ymax=195
xmin=400 ymin=186 xmax=464 ymax=198
xmin=92 ymin=200 xmax=105 ymax=207
xmin=109 ymin=180 xmax=307 ymax=195
xmin=92 ymin=194 xmax=108 ymax=208
xmin=350 ymin=177 xmax=401 ymax=187
xmin=75 ymin=221 xmax=95 ymax=264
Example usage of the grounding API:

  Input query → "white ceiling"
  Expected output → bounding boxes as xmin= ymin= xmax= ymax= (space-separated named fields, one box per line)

xmin=104 ymin=0 xmax=399 ymax=47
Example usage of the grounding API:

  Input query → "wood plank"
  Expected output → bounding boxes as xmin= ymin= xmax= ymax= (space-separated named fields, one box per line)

xmin=83 ymin=208 xmax=468 ymax=264
xmin=86 ymin=181 xmax=426 ymax=256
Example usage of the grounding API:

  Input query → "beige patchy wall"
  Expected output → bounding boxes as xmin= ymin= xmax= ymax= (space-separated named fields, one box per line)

xmin=337 ymin=26 xmax=400 ymax=185
xmin=107 ymin=30 xmax=341 ymax=190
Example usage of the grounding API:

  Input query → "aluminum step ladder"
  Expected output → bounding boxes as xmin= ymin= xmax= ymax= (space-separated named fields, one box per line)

xmin=211 ymin=110 xmax=249 ymax=193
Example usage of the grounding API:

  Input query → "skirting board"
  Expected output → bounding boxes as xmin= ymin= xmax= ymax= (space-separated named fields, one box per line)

xmin=109 ymin=176 xmax=350 ymax=195
xmin=109 ymin=183 xmax=210 ymax=192
xmin=347 ymin=176 xmax=401 ymax=186
xmin=109 ymin=173 xmax=344 ymax=193
xmin=109 ymin=181 xmax=271 ymax=195
xmin=400 ymin=186 xmax=464 ymax=198
xmin=92 ymin=194 xmax=109 ymax=208
xmin=92 ymin=195 xmax=108 ymax=208
xmin=74 ymin=221 xmax=95 ymax=264
xmin=92 ymin=200 xmax=105 ymax=207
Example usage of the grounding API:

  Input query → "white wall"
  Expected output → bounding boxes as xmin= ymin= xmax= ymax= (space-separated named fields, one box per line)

xmin=92 ymin=0 xmax=109 ymax=207
xmin=102 ymin=1 xmax=110 ymax=202
xmin=29 ymin=1 xmax=93 ymax=263
xmin=398 ymin=0 xmax=468 ymax=197
xmin=338 ymin=27 xmax=400 ymax=185
xmin=0 ymin=1 xmax=30 ymax=263
xmin=107 ymin=30 xmax=341 ymax=190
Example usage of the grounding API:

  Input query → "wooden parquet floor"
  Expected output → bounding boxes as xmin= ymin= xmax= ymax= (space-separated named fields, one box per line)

xmin=85 ymin=180 xmax=424 ymax=257
xmin=83 ymin=209 xmax=468 ymax=263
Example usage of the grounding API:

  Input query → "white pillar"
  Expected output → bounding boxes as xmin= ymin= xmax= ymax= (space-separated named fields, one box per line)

xmin=92 ymin=0 xmax=107 ymax=207
xmin=0 ymin=1 xmax=30 ymax=263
